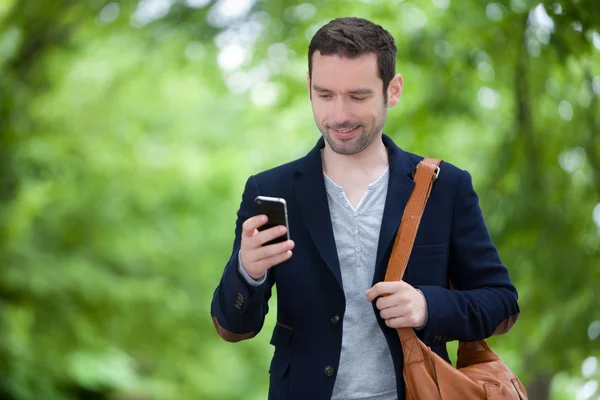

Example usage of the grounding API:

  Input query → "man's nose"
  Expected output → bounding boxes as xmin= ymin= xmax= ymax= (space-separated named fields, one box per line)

xmin=331 ymin=98 xmax=350 ymax=125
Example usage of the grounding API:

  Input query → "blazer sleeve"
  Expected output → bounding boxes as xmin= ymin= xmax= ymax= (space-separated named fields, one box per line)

xmin=210 ymin=175 xmax=274 ymax=342
xmin=416 ymin=169 xmax=520 ymax=344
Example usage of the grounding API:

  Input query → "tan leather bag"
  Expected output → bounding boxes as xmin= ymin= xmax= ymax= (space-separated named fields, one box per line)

xmin=384 ymin=158 xmax=528 ymax=400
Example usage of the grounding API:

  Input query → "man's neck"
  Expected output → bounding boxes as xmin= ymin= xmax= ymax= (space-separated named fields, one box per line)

xmin=321 ymin=136 xmax=389 ymax=186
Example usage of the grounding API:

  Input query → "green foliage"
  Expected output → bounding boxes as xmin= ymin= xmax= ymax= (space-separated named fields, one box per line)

xmin=1 ymin=0 xmax=599 ymax=399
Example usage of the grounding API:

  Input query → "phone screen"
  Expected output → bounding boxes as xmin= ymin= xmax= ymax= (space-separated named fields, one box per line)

xmin=254 ymin=196 xmax=289 ymax=246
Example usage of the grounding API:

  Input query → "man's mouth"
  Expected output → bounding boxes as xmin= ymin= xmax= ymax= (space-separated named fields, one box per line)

xmin=331 ymin=126 xmax=360 ymax=137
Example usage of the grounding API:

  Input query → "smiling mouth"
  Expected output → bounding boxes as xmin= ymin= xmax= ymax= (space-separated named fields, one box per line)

xmin=331 ymin=126 xmax=360 ymax=137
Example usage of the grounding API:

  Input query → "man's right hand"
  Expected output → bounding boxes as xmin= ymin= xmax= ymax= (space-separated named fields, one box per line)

xmin=239 ymin=214 xmax=295 ymax=280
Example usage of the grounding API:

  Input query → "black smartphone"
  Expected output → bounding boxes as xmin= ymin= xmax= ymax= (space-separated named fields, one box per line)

xmin=254 ymin=196 xmax=290 ymax=246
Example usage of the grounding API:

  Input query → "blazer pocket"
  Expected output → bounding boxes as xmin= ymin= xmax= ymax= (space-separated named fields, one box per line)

xmin=268 ymin=325 xmax=292 ymax=399
xmin=410 ymin=242 xmax=449 ymax=257
xmin=269 ymin=354 xmax=291 ymax=378
xmin=270 ymin=323 xmax=293 ymax=349
xmin=268 ymin=353 xmax=290 ymax=400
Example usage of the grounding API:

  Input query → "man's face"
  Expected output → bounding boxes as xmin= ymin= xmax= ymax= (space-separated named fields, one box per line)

xmin=308 ymin=52 xmax=402 ymax=156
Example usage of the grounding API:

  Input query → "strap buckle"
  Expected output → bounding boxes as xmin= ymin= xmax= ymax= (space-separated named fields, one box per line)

xmin=415 ymin=163 xmax=441 ymax=180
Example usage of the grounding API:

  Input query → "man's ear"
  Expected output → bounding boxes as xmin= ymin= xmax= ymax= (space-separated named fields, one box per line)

xmin=387 ymin=74 xmax=403 ymax=107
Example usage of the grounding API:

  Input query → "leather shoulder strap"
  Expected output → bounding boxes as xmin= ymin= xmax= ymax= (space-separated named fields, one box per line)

xmin=384 ymin=158 xmax=442 ymax=283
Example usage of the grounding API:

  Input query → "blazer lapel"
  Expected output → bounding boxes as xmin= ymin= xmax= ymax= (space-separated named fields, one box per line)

xmin=293 ymin=134 xmax=418 ymax=289
xmin=294 ymin=138 xmax=343 ymax=290
xmin=373 ymin=134 xmax=418 ymax=284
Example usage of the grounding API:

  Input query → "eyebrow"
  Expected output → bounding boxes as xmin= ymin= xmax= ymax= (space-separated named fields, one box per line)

xmin=312 ymin=84 xmax=373 ymax=95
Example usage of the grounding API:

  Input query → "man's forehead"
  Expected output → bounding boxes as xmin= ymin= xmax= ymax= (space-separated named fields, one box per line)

xmin=311 ymin=52 xmax=380 ymax=89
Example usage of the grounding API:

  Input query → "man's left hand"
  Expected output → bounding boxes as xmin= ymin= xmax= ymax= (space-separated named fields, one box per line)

xmin=366 ymin=281 xmax=428 ymax=329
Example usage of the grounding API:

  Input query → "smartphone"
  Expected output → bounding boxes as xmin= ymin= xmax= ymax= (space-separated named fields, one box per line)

xmin=254 ymin=196 xmax=290 ymax=246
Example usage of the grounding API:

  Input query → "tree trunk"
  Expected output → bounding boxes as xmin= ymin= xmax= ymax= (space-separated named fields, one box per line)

xmin=526 ymin=373 xmax=551 ymax=400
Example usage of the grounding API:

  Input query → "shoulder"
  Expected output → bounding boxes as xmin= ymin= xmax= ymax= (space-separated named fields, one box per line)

xmin=249 ymin=156 xmax=306 ymax=189
xmin=402 ymin=149 xmax=472 ymax=187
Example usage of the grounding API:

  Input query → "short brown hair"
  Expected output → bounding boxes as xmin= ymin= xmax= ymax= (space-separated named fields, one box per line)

xmin=308 ymin=17 xmax=397 ymax=102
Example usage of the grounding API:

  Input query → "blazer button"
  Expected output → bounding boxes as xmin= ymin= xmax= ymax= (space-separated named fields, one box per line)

xmin=331 ymin=314 xmax=341 ymax=325
xmin=324 ymin=365 xmax=335 ymax=377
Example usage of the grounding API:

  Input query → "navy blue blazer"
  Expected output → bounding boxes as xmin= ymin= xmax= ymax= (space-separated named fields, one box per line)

xmin=211 ymin=134 xmax=520 ymax=400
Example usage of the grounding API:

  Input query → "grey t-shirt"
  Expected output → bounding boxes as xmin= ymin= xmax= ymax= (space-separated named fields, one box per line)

xmin=324 ymin=168 xmax=397 ymax=400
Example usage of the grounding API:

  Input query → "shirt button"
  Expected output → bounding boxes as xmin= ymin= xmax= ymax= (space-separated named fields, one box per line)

xmin=344 ymin=203 xmax=349 ymax=207
xmin=324 ymin=365 xmax=335 ymax=376
xmin=331 ymin=314 xmax=341 ymax=325
xmin=353 ymin=229 xmax=359 ymax=235
xmin=356 ymin=247 xmax=361 ymax=252
xmin=353 ymin=212 xmax=358 ymax=217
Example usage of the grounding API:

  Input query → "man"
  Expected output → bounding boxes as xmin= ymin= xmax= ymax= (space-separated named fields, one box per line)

xmin=210 ymin=17 xmax=520 ymax=400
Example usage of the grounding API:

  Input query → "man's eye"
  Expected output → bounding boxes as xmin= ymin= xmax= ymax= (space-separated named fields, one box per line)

xmin=351 ymin=96 xmax=366 ymax=101
xmin=318 ymin=94 xmax=331 ymax=99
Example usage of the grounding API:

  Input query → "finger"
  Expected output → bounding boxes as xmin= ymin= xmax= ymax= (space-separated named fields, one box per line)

xmin=375 ymin=293 xmax=406 ymax=311
xmin=366 ymin=281 xmax=405 ymax=301
xmin=251 ymin=240 xmax=294 ymax=262
xmin=254 ymin=225 xmax=288 ymax=247
xmin=366 ymin=282 xmax=394 ymax=301
xmin=379 ymin=306 xmax=408 ymax=320
xmin=387 ymin=313 xmax=422 ymax=328
xmin=375 ymin=288 xmax=410 ymax=310
xmin=384 ymin=316 xmax=412 ymax=329
xmin=252 ymin=249 xmax=293 ymax=271
xmin=242 ymin=215 xmax=268 ymax=237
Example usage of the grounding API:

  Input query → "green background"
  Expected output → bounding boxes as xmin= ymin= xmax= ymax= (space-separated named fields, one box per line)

xmin=1 ymin=0 xmax=599 ymax=399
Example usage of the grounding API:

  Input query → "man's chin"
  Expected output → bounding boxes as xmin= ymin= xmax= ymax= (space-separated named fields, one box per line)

xmin=327 ymin=141 xmax=364 ymax=156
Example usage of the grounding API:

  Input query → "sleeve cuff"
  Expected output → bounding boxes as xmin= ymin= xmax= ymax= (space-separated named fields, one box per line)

xmin=237 ymin=251 xmax=267 ymax=287
xmin=415 ymin=288 xmax=428 ymax=331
